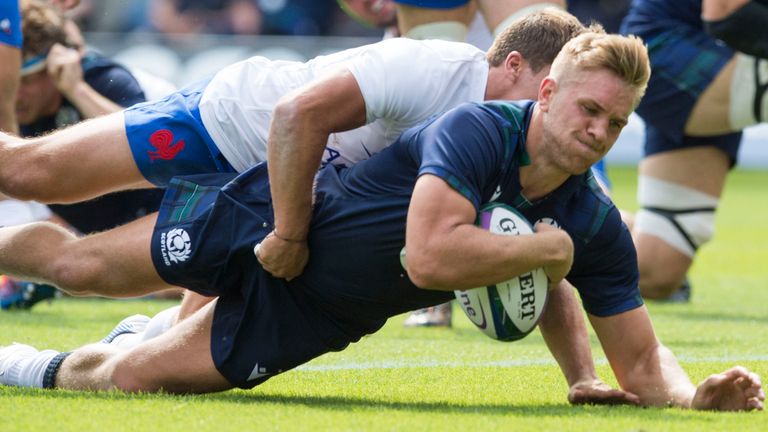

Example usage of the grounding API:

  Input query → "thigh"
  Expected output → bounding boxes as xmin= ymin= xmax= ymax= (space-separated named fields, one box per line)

xmin=111 ymin=300 xmax=232 ymax=393
xmin=685 ymin=56 xmax=737 ymax=135
xmin=640 ymin=146 xmax=730 ymax=197
xmin=68 ymin=212 xmax=172 ymax=297
xmin=32 ymin=112 xmax=153 ymax=202
xmin=476 ymin=0 xmax=565 ymax=32
xmin=395 ymin=1 xmax=474 ymax=34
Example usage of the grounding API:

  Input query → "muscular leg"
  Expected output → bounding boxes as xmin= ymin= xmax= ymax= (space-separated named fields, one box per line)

xmin=56 ymin=300 xmax=232 ymax=394
xmin=395 ymin=2 xmax=474 ymax=40
xmin=633 ymin=147 xmax=730 ymax=299
xmin=476 ymin=0 xmax=565 ymax=36
xmin=0 ymin=112 xmax=153 ymax=204
xmin=0 ymin=212 xmax=170 ymax=297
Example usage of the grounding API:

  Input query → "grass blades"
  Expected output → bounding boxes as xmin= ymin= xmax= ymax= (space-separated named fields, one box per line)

xmin=1 ymin=166 xmax=766 ymax=431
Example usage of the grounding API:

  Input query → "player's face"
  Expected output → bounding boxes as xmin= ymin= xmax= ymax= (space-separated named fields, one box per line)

xmin=538 ymin=68 xmax=634 ymax=174
xmin=340 ymin=0 xmax=397 ymax=28
xmin=15 ymin=70 xmax=62 ymax=126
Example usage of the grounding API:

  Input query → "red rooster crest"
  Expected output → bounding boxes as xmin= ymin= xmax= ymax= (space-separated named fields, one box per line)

xmin=148 ymin=129 xmax=185 ymax=161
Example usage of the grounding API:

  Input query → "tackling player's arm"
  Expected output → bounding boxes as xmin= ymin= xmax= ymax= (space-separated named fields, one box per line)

xmin=590 ymin=306 xmax=765 ymax=410
xmin=404 ymin=174 xmax=572 ymax=290
xmin=258 ymin=70 xmax=367 ymax=280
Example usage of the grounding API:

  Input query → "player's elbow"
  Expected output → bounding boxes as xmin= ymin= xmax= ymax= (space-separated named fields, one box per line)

xmin=273 ymin=92 xmax=322 ymax=131
xmin=405 ymin=251 xmax=452 ymax=290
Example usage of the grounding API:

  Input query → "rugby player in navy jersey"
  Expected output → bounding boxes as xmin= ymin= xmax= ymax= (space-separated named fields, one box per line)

xmin=0 ymin=32 xmax=763 ymax=411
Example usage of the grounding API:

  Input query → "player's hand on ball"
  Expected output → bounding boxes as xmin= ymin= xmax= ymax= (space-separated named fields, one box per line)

xmin=568 ymin=378 xmax=640 ymax=406
xmin=691 ymin=366 xmax=764 ymax=411
xmin=534 ymin=222 xmax=573 ymax=286
xmin=254 ymin=230 xmax=309 ymax=281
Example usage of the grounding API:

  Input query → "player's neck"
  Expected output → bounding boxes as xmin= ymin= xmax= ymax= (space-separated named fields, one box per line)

xmin=519 ymin=109 xmax=570 ymax=200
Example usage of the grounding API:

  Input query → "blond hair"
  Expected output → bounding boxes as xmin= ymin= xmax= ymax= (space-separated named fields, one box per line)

xmin=550 ymin=32 xmax=651 ymax=106
xmin=486 ymin=8 xmax=604 ymax=73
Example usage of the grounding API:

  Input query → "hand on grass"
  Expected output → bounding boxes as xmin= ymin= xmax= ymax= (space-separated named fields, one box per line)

xmin=568 ymin=378 xmax=640 ymax=406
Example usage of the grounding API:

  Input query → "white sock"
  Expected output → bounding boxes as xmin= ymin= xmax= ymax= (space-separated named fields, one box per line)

xmin=140 ymin=305 xmax=181 ymax=342
xmin=0 ymin=344 xmax=59 ymax=388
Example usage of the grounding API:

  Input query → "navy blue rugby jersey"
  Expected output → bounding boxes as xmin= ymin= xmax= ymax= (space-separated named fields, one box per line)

xmin=294 ymin=100 xmax=641 ymax=337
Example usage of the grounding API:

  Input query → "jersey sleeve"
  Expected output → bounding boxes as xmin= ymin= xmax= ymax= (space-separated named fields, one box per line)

xmin=0 ymin=1 xmax=23 ymax=48
xmin=414 ymin=103 xmax=509 ymax=209
xmin=568 ymin=209 xmax=644 ymax=317
xmin=84 ymin=62 xmax=146 ymax=108
xmin=346 ymin=38 xmax=483 ymax=125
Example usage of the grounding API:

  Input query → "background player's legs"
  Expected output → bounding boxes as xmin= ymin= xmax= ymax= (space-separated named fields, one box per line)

xmin=0 ymin=213 xmax=170 ymax=298
xmin=476 ymin=0 xmax=565 ymax=36
xmin=632 ymin=147 xmax=730 ymax=299
xmin=684 ymin=56 xmax=738 ymax=135
xmin=395 ymin=2 xmax=474 ymax=41
xmin=0 ymin=111 xmax=153 ymax=204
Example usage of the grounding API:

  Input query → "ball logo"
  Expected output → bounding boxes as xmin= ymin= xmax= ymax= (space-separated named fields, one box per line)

xmin=498 ymin=217 xmax=522 ymax=235
xmin=160 ymin=228 xmax=192 ymax=266
xmin=537 ymin=217 xmax=560 ymax=229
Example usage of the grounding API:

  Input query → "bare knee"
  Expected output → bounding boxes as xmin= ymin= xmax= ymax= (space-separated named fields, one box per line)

xmin=637 ymin=251 xmax=690 ymax=299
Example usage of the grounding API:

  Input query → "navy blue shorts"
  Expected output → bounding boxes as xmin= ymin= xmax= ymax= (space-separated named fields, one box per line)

xmin=622 ymin=12 xmax=742 ymax=163
xmin=124 ymin=79 xmax=235 ymax=187
xmin=393 ymin=0 xmax=469 ymax=8
xmin=150 ymin=169 xmax=342 ymax=389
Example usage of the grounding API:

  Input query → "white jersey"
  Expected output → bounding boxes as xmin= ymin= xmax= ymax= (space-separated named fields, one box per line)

xmin=198 ymin=38 xmax=489 ymax=172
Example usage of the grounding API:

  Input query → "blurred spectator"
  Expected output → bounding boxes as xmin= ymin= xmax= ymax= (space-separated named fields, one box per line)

xmin=18 ymin=0 xmax=165 ymax=235
xmin=149 ymin=0 xmax=262 ymax=36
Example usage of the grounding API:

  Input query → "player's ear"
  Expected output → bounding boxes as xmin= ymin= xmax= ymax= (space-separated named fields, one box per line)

xmin=504 ymin=51 xmax=524 ymax=79
xmin=538 ymin=77 xmax=556 ymax=111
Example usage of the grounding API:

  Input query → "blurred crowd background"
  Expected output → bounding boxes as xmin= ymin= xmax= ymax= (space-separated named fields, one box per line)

xmin=65 ymin=0 xmax=631 ymax=88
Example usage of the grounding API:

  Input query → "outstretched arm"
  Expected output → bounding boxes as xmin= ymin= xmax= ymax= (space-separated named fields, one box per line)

xmin=257 ymin=70 xmax=367 ymax=280
xmin=538 ymin=281 xmax=639 ymax=406
xmin=590 ymin=306 xmax=764 ymax=410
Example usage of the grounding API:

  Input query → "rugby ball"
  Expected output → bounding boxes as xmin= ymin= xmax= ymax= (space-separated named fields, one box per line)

xmin=454 ymin=203 xmax=549 ymax=341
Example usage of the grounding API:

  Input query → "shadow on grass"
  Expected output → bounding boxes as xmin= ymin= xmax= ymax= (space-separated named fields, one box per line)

xmin=649 ymin=308 xmax=768 ymax=325
xmin=0 ymin=387 xmax=710 ymax=421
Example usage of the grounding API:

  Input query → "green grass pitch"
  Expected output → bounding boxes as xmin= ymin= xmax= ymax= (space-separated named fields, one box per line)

xmin=1 ymin=166 xmax=766 ymax=431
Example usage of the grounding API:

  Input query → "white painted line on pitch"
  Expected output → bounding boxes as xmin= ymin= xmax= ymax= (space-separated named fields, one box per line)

xmin=297 ymin=354 xmax=768 ymax=372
